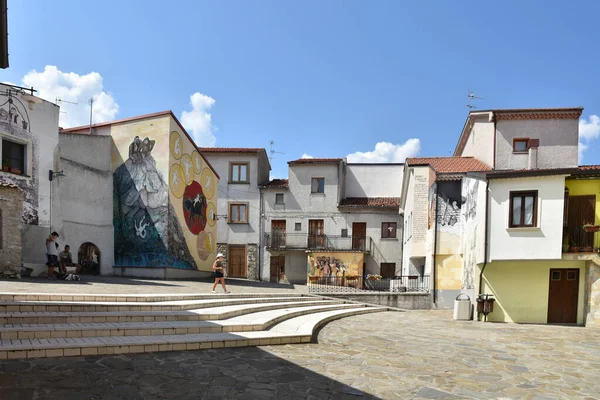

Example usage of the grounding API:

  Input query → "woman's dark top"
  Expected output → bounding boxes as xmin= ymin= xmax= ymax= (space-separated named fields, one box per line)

xmin=214 ymin=260 xmax=224 ymax=278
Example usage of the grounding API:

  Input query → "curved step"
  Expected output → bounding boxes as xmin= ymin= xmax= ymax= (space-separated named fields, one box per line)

xmin=0 ymin=296 xmax=322 ymax=313
xmin=0 ymin=299 xmax=344 ymax=325
xmin=0 ymin=307 xmax=385 ymax=359
xmin=0 ymin=292 xmax=304 ymax=303
xmin=0 ymin=303 xmax=365 ymax=340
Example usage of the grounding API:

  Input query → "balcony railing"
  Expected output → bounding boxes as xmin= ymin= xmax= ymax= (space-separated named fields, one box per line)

xmin=265 ymin=233 xmax=372 ymax=252
xmin=308 ymin=275 xmax=430 ymax=293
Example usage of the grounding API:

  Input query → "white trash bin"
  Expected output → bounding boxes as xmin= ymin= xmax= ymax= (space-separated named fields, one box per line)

xmin=453 ymin=293 xmax=472 ymax=320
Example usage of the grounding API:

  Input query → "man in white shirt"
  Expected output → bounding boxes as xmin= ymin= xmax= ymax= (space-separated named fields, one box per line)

xmin=45 ymin=232 xmax=60 ymax=279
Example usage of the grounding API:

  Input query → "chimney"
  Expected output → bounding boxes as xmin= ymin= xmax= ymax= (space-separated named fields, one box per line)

xmin=528 ymin=139 xmax=540 ymax=169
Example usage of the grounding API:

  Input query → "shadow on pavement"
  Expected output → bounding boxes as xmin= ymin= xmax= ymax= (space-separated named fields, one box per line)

xmin=0 ymin=346 xmax=381 ymax=399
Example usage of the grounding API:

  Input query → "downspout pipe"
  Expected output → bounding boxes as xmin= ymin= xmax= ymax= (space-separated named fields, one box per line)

xmin=477 ymin=179 xmax=491 ymax=321
xmin=258 ymin=185 xmax=264 ymax=282
xmin=432 ymin=178 xmax=439 ymax=305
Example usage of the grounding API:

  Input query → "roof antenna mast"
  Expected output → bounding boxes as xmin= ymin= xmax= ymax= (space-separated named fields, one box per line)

xmin=269 ymin=140 xmax=285 ymax=163
xmin=467 ymin=87 xmax=484 ymax=110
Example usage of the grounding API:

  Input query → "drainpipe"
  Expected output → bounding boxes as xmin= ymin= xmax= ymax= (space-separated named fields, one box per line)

xmin=258 ymin=185 xmax=264 ymax=281
xmin=477 ymin=179 xmax=491 ymax=321
xmin=432 ymin=179 xmax=439 ymax=305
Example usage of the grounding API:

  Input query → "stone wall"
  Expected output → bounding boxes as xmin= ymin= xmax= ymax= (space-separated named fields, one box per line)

xmin=585 ymin=260 xmax=600 ymax=328
xmin=216 ymin=243 xmax=228 ymax=270
xmin=0 ymin=186 xmax=23 ymax=278
xmin=322 ymin=292 xmax=432 ymax=310
xmin=247 ymin=243 xmax=258 ymax=280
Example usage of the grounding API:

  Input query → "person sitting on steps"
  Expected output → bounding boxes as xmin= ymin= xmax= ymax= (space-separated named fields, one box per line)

xmin=59 ymin=245 xmax=83 ymax=275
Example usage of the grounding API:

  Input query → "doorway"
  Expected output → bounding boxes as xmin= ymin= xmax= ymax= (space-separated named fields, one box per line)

xmin=270 ymin=256 xmax=285 ymax=283
xmin=567 ymin=195 xmax=595 ymax=249
xmin=228 ymin=246 xmax=247 ymax=278
xmin=308 ymin=219 xmax=325 ymax=248
xmin=352 ymin=222 xmax=366 ymax=251
xmin=547 ymin=268 xmax=579 ymax=324
xmin=78 ymin=243 xmax=100 ymax=275
xmin=271 ymin=220 xmax=286 ymax=248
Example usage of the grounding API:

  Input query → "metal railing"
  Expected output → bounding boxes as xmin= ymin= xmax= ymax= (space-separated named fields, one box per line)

xmin=308 ymin=275 xmax=430 ymax=293
xmin=265 ymin=233 xmax=372 ymax=252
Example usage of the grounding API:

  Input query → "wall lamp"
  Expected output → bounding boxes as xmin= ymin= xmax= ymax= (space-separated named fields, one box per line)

xmin=49 ymin=170 xmax=65 ymax=181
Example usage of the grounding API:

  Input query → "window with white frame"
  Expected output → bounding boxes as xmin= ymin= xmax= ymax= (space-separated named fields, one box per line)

xmin=275 ymin=193 xmax=284 ymax=204
xmin=1 ymin=138 xmax=26 ymax=175
xmin=311 ymin=178 xmax=324 ymax=194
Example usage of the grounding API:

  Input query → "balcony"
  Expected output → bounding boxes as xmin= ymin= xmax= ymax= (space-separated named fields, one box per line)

xmin=264 ymin=233 xmax=372 ymax=253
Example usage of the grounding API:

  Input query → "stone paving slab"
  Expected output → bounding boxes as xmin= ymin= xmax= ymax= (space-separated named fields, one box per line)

xmin=1 ymin=310 xmax=600 ymax=399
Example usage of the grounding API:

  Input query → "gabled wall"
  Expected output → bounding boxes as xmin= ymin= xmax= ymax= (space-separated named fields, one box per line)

xmin=458 ymin=113 xmax=495 ymax=168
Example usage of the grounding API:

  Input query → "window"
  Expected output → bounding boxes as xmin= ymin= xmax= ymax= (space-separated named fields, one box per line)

xmin=275 ymin=193 xmax=284 ymax=204
xmin=2 ymin=139 xmax=26 ymax=174
xmin=509 ymin=191 xmax=538 ymax=228
xmin=513 ymin=138 xmax=529 ymax=153
xmin=229 ymin=163 xmax=249 ymax=183
xmin=295 ymin=222 xmax=301 ymax=231
xmin=381 ymin=222 xmax=397 ymax=239
xmin=551 ymin=271 xmax=561 ymax=281
xmin=381 ymin=263 xmax=396 ymax=279
xmin=341 ymin=229 xmax=348 ymax=237
xmin=567 ymin=270 xmax=577 ymax=281
xmin=229 ymin=203 xmax=248 ymax=223
xmin=311 ymin=178 xmax=324 ymax=194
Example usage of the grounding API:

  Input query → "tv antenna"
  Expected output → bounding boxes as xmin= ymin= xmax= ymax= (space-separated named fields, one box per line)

xmin=89 ymin=97 xmax=94 ymax=134
xmin=55 ymin=97 xmax=78 ymax=114
xmin=269 ymin=140 xmax=285 ymax=163
xmin=467 ymin=88 xmax=484 ymax=110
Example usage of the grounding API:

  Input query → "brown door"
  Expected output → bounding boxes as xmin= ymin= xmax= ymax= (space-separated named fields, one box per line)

xmin=308 ymin=219 xmax=325 ymax=248
xmin=548 ymin=268 xmax=579 ymax=324
xmin=381 ymin=263 xmax=396 ymax=279
xmin=271 ymin=220 xmax=286 ymax=248
xmin=228 ymin=246 xmax=246 ymax=278
xmin=270 ymin=256 xmax=285 ymax=283
xmin=567 ymin=195 xmax=595 ymax=248
xmin=352 ymin=222 xmax=366 ymax=250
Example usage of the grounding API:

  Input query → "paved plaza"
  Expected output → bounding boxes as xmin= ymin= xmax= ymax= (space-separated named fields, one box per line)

xmin=1 ymin=278 xmax=599 ymax=399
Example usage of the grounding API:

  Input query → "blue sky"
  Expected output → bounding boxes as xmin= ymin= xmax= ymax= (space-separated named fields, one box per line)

xmin=3 ymin=1 xmax=600 ymax=178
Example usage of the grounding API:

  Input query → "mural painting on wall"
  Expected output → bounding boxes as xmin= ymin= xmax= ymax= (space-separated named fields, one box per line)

xmin=307 ymin=252 xmax=364 ymax=284
xmin=461 ymin=178 xmax=480 ymax=290
xmin=0 ymin=89 xmax=39 ymax=225
xmin=428 ymin=184 xmax=436 ymax=229
xmin=169 ymin=131 xmax=217 ymax=265
xmin=436 ymin=181 xmax=463 ymax=233
xmin=113 ymin=135 xmax=197 ymax=269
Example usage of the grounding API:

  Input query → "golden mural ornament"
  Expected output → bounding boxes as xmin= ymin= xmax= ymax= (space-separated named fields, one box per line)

xmin=206 ymin=202 xmax=217 ymax=227
xmin=180 ymin=153 xmax=194 ymax=185
xmin=196 ymin=231 xmax=209 ymax=261
xmin=169 ymin=164 xmax=186 ymax=198
xmin=205 ymin=232 xmax=215 ymax=255
xmin=191 ymin=150 xmax=203 ymax=175
xmin=201 ymin=167 xmax=216 ymax=200
xmin=170 ymin=131 xmax=183 ymax=160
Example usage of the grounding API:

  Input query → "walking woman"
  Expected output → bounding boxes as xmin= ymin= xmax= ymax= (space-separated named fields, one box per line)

xmin=212 ymin=253 xmax=230 ymax=293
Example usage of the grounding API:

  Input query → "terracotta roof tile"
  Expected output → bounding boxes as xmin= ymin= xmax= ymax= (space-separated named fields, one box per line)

xmin=199 ymin=147 xmax=265 ymax=154
xmin=339 ymin=197 xmax=400 ymax=209
xmin=262 ymin=179 xmax=289 ymax=188
xmin=288 ymin=158 xmax=343 ymax=165
xmin=406 ymin=157 xmax=491 ymax=173
xmin=578 ymin=165 xmax=600 ymax=171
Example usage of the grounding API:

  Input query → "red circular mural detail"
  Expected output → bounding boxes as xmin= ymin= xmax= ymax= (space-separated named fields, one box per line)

xmin=182 ymin=181 xmax=207 ymax=235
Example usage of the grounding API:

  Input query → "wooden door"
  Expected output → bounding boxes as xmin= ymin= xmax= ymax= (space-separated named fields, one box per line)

xmin=308 ymin=219 xmax=325 ymax=248
xmin=548 ymin=268 xmax=579 ymax=324
xmin=352 ymin=222 xmax=366 ymax=251
xmin=567 ymin=195 xmax=595 ymax=248
xmin=271 ymin=220 xmax=286 ymax=248
xmin=381 ymin=263 xmax=396 ymax=279
xmin=270 ymin=256 xmax=285 ymax=283
xmin=228 ymin=246 xmax=247 ymax=278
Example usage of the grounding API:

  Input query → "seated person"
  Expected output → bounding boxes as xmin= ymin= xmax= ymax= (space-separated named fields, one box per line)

xmin=54 ymin=270 xmax=81 ymax=281
xmin=59 ymin=245 xmax=82 ymax=274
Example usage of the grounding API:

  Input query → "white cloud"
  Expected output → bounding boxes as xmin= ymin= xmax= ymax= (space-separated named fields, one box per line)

xmin=346 ymin=139 xmax=421 ymax=163
xmin=301 ymin=153 xmax=314 ymax=159
xmin=22 ymin=65 xmax=119 ymax=128
xmin=578 ymin=115 xmax=600 ymax=163
xmin=181 ymin=92 xmax=216 ymax=147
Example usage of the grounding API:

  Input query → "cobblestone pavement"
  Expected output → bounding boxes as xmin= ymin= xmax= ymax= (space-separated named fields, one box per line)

xmin=0 ymin=276 xmax=308 ymax=295
xmin=1 ymin=310 xmax=600 ymax=399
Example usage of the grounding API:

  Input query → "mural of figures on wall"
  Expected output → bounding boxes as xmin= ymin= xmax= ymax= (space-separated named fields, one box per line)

xmin=436 ymin=181 xmax=463 ymax=232
xmin=113 ymin=135 xmax=197 ymax=269
xmin=0 ymin=89 xmax=40 ymax=225
xmin=307 ymin=252 xmax=364 ymax=281
xmin=428 ymin=184 xmax=436 ymax=229
xmin=461 ymin=177 xmax=481 ymax=290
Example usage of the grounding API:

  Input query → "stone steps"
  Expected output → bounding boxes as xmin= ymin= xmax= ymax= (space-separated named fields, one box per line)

xmin=0 ymin=299 xmax=344 ymax=324
xmin=0 ymin=303 xmax=362 ymax=340
xmin=0 ymin=292 xmax=389 ymax=359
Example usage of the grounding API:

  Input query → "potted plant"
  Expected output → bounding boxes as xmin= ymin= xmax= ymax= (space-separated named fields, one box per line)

xmin=562 ymin=236 xmax=569 ymax=253
xmin=367 ymin=274 xmax=382 ymax=281
xmin=1 ymin=159 xmax=8 ymax=172
xmin=570 ymin=246 xmax=580 ymax=253
xmin=346 ymin=275 xmax=358 ymax=281
xmin=584 ymin=246 xmax=594 ymax=253
xmin=10 ymin=167 xmax=21 ymax=175
xmin=308 ymin=275 xmax=319 ymax=283
xmin=583 ymin=223 xmax=600 ymax=233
